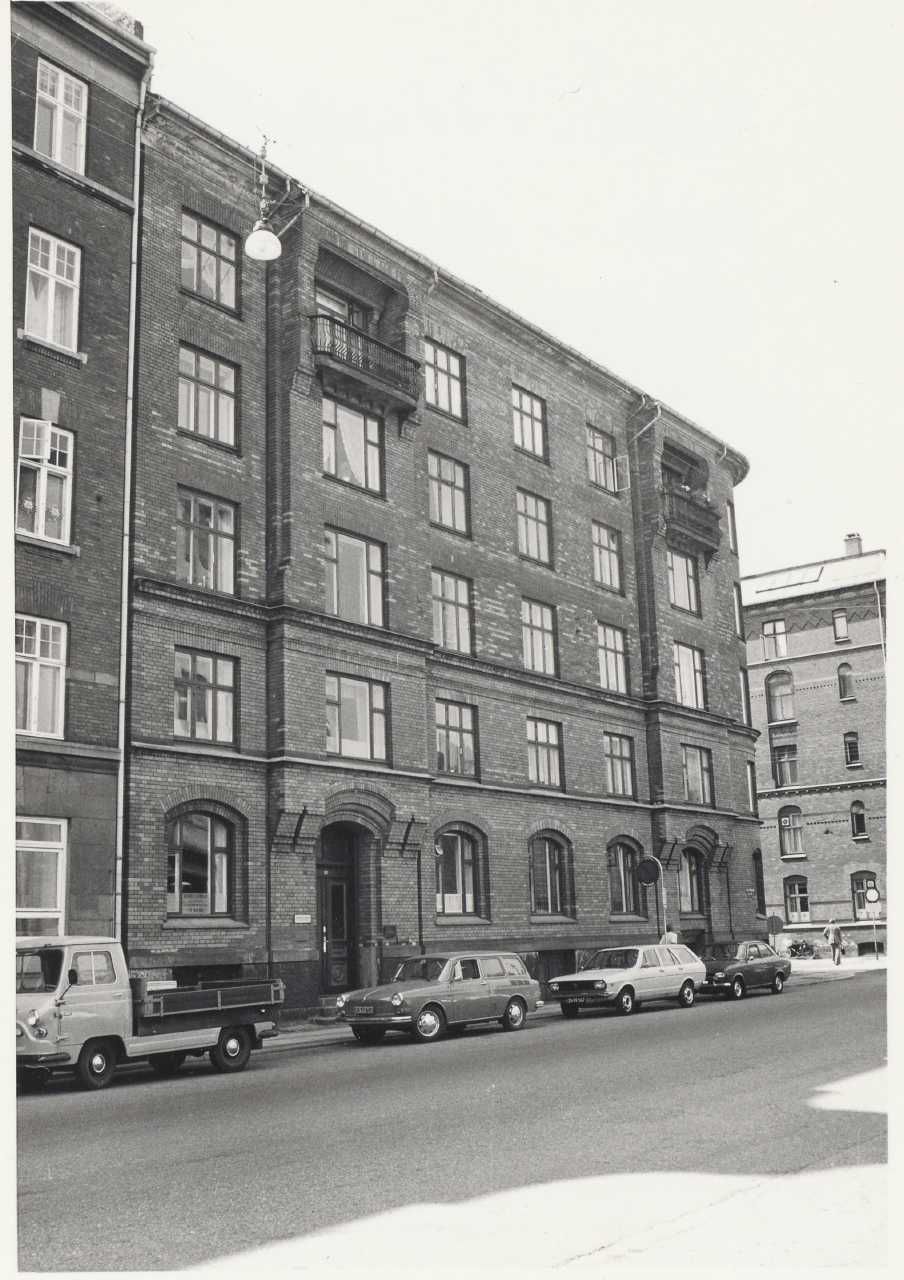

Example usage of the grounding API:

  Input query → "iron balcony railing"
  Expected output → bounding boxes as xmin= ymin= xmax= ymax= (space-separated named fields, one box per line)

xmin=662 ymin=486 xmax=722 ymax=550
xmin=311 ymin=314 xmax=420 ymax=400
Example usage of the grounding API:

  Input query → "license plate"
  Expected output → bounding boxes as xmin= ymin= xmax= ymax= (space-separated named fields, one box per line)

xmin=351 ymin=1006 xmax=373 ymax=1016
xmin=567 ymin=994 xmax=596 ymax=1003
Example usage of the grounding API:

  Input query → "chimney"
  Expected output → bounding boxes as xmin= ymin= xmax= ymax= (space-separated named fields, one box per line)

xmin=844 ymin=533 xmax=863 ymax=557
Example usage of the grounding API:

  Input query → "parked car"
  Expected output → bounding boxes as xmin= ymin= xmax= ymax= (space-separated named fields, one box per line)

xmin=698 ymin=939 xmax=791 ymax=999
xmin=547 ymin=944 xmax=705 ymax=1018
xmin=335 ymin=952 xmax=544 ymax=1044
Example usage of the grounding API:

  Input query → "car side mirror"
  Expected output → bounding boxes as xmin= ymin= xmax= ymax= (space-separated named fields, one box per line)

xmin=68 ymin=968 xmax=78 ymax=986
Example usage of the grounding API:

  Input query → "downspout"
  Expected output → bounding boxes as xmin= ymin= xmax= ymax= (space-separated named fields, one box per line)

xmin=725 ymin=864 xmax=734 ymax=937
xmin=114 ymin=62 xmax=153 ymax=942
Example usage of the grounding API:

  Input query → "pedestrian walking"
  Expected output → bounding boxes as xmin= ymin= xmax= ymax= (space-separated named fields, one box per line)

xmin=823 ymin=918 xmax=844 ymax=965
xmin=659 ymin=922 xmax=679 ymax=945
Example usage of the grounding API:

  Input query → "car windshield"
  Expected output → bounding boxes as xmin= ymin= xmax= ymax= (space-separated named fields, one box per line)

xmin=16 ymin=949 xmax=63 ymax=994
xmin=391 ymin=957 xmax=448 ymax=983
xmin=583 ymin=948 xmax=638 ymax=970
xmin=702 ymin=943 xmax=744 ymax=961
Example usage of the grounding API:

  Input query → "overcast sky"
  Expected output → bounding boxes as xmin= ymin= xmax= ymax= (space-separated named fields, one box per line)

xmin=137 ymin=0 xmax=899 ymax=575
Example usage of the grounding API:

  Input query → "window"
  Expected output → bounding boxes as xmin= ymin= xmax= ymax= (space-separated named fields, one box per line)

xmin=16 ymin=419 xmax=73 ymax=544
xmin=435 ymin=700 xmax=477 ymax=777
xmin=512 ymin=384 xmax=546 ymax=458
xmin=322 ymin=397 xmax=383 ymax=494
xmin=763 ymin=618 xmax=788 ymax=659
xmin=773 ymin=743 xmax=798 ymax=786
xmin=177 ymin=490 xmax=236 ymax=594
xmin=424 ymin=339 xmax=465 ymax=419
xmin=679 ymin=849 xmax=706 ymax=913
xmin=667 ymin=550 xmax=699 ymax=613
xmin=766 ymin=671 xmax=795 ymax=722
xmin=516 ymin=489 xmax=552 ymax=564
xmin=597 ymin=624 xmax=628 ymax=694
xmin=174 ymin=650 xmax=235 ymax=744
xmin=608 ymin=842 xmax=646 ymax=915
xmin=324 ymin=529 xmax=384 ymax=627
xmin=603 ymin=733 xmax=634 ymax=797
xmin=850 ymin=802 xmax=867 ymax=839
xmin=529 ymin=836 xmax=571 ymax=915
xmin=726 ymin=500 xmax=738 ymax=554
xmin=315 ymin=286 xmax=370 ymax=329
xmin=843 ymin=732 xmax=861 ymax=766
xmin=167 ymin=813 xmax=232 ymax=916
xmin=586 ymin=425 xmax=617 ymax=492
xmin=521 ymin=599 xmax=557 ymax=675
xmin=325 ymin=674 xmax=387 ymax=761
xmin=25 ymin=228 xmax=80 ymax=351
xmin=527 ymin=718 xmax=563 ymax=789
xmin=435 ymin=830 xmax=480 ymax=915
xmin=779 ymin=805 xmax=804 ymax=857
xmin=15 ymin=615 xmax=66 ymax=738
xmin=72 ymin=951 xmax=115 ymax=985
xmin=753 ymin=850 xmax=766 ymax=915
xmin=673 ymin=642 xmax=706 ymax=709
xmin=428 ymin=451 xmax=469 ymax=533
xmin=34 ymin=59 xmax=87 ymax=172
xmin=178 ymin=347 xmax=237 ymax=447
xmin=431 ymin=570 xmax=472 ymax=653
xmin=833 ymin=610 xmax=849 ymax=641
xmin=592 ymin=522 xmax=622 ymax=591
xmin=733 ymin=584 xmax=744 ymax=638
xmin=15 ymin=818 xmax=66 ymax=936
xmin=180 ymin=212 xmax=237 ymax=309
xmin=682 ymin=745 xmax=714 ymax=806
xmin=851 ymin=871 xmax=876 ymax=917
xmin=739 ymin=668 xmax=752 ymax=726
xmin=784 ymin=875 xmax=809 ymax=922
xmin=746 ymin=761 xmax=758 ymax=813
xmin=837 ymin=663 xmax=855 ymax=700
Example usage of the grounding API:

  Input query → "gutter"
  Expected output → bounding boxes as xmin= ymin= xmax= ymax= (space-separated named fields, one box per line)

xmin=114 ymin=56 xmax=154 ymax=940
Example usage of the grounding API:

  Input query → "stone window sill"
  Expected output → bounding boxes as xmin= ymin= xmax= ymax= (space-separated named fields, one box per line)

xmin=433 ymin=915 xmax=491 ymax=925
xmin=845 ymin=762 xmax=864 ymax=770
xmin=529 ymin=914 xmax=576 ymax=925
xmin=16 ymin=533 xmax=80 ymax=556
xmin=162 ymin=918 xmax=249 ymax=930
xmin=17 ymin=329 xmax=88 ymax=364
xmin=780 ymin=853 xmax=807 ymax=861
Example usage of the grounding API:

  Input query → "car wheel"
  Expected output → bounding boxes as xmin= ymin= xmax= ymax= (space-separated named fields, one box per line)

xmin=678 ymin=981 xmax=696 ymax=1008
xmin=77 ymin=1039 xmax=117 ymax=1090
xmin=616 ymin=987 xmax=635 ymax=1016
xmin=729 ymin=976 xmax=745 ymax=1001
xmin=771 ymin=972 xmax=785 ymax=994
xmin=351 ymin=1026 xmax=386 ymax=1045
xmin=561 ymin=1002 xmax=581 ymax=1019
xmin=149 ymin=1051 xmax=186 ymax=1077
xmin=208 ymin=1026 xmax=252 ymax=1073
xmin=502 ymin=998 xmax=527 ymax=1032
xmin=412 ymin=1004 xmax=446 ymax=1043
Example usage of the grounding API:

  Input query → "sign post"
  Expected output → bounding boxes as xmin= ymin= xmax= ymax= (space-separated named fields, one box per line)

xmin=864 ymin=886 xmax=881 ymax=960
xmin=637 ymin=856 xmax=667 ymax=937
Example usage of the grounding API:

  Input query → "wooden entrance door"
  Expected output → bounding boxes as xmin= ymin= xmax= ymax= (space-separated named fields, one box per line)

xmin=318 ymin=827 xmax=357 ymax=992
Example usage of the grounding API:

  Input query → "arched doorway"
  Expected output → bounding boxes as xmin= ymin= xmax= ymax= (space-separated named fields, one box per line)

xmin=318 ymin=822 xmax=362 ymax=992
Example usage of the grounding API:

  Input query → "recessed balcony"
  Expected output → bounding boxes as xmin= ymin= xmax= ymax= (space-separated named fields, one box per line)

xmin=311 ymin=314 xmax=420 ymax=411
xmin=662 ymin=486 xmax=722 ymax=554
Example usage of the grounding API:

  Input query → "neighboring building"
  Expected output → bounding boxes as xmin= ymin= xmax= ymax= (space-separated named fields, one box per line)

xmin=12 ymin=3 xmax=152 ymax=937
xmin=124 ymin=95 xmax=761 ymax=1009
xmin=742 ymin=536 xmax=887 ymax=954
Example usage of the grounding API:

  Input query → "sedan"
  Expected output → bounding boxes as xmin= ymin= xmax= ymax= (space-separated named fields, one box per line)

xmin=698 ymin=939 xmax=791 ymax=999
xmin=335 ymin=952 xmax=544 ymax=1044
xmin=548 ymin=943 xmax=706 ymax=1017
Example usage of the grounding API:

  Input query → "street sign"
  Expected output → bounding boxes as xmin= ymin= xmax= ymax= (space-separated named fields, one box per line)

xmin=636 ymin=857 xmax=661 ymax=885
xmin=865 ymin=887 xmax=880 ymax=904
xmin=766 ymin=915 xmax=785 ymax=935
xmin=866 ymin=902 xmax=881 ymax=919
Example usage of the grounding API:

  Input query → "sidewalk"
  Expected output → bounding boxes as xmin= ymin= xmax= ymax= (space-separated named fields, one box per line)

xmin=262 ymin=955 xmax=886 ymax=1055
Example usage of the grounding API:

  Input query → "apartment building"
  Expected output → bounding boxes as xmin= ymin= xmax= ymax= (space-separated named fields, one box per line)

xmin=120 ymin=95 xmax=762 ymax=1009
xmin=742 ymin=536 xmax=887 ymax=953
xmin=12 ymin=2 xmax=152 ymax=938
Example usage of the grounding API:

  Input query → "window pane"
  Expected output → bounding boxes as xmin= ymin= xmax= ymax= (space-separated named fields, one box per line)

xmin=16 ymin=848 xmax=58 ymax=909
xmin=26 ymin=271 xmax=50 ymax=339
xmin=52 ymin=282 xmax=75 ymax=348
xmin=36 ymin=666 xmax=60 ymax=735
xmin=35 ymin=100 xmax=55 ymax=157
xmin=60 ymin=112 xmax=82 ymax=169
xmin=340 ymin=681 xmax=370 ymax=757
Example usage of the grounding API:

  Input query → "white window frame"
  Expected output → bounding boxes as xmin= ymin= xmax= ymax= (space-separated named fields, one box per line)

xmin=25 ymin=228 xmax=81 ymax=352
xmin=746 ymin=761 xmax=757 ymax=812
xmin=16 ymin=418 xmax=73 ymax=545
xmin=733 ymin=583 xmax=744 ymax=638
xmin=679 ymin=849 xmax=706 ymax=914
xmin=15 ymin=614 xmax=67 ymax=739
xmin=34 ymin=59 xmax=87 ymax=173
xmin=763 ymin=618 xmax=788 ymax=659
xmin=435 ymin=831 xmax=478 ymax=915
xmin=667 ymin=549 xmax=699 ymax=614
xmin=15 ymin=817 xmax=67 ymax=936
xmin=176 ymin=490 xmax=236 ymax=595
xmin=673 ymin=642 xmax=706 ymax=709
xmin=784 ymin=876 xmax=809 ymax=923
xmin=833 ymin=610 xmax=849 ymax=641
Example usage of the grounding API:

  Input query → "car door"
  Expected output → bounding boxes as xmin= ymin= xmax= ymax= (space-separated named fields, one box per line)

xmin=449 ymin=957 xmax=492 ymax=1023
xmin=60 ymin=948 xmax=129 ymax=1052
xmin=637 ymin=947 xmax=666 ymax=999
xmin=655 ymin=946 xmax=682 ymax=996
xmin=479 ymin=955 xmax=511 ymax=1017
xmin=745 ymin=942 xmax=769 ymax=989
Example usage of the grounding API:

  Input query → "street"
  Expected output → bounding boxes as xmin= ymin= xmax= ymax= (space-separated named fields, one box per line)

xmin=17 ymin=971 xmax=886 ymax=1272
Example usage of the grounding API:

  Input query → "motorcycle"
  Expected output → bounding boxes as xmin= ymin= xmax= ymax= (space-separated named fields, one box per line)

xmin=787 ymin=939 xmax=814 ymax=958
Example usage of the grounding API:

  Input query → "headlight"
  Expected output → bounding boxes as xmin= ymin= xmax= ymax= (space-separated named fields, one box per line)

xmin=390 ymin=992 xmax=404 ymax=1008
xmin=16 ymin=1026 xmax=23 ymax=1038
xmin=26 ymin=1010 xmax=40 ymax=1028
xmin=335 ymin=994 xmax=347 ymax=1009
xmin=550 ymin=982 xmax=560 ymax=993
xmin=593 ymin=980 xmax=607 ymax=991
xmin=714 ymin=972 xmax=725 ymax=980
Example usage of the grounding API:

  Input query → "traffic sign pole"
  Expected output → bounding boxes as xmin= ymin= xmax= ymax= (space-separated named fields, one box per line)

xmin=864 ymin=887 xmax=881 ymax=961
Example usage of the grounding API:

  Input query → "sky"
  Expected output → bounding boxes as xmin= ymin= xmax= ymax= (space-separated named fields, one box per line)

xmin=82 ymin=2 xmax=904 ymax=571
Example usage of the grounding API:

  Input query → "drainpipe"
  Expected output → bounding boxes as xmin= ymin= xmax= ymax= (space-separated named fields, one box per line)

xmin=725 ymin=864 xmax=734 ymax=937
xmin=113 ymin=61 xmax=153 ymax=944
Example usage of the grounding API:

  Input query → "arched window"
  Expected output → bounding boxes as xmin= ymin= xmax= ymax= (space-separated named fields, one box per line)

xmin=678 ymin=848 xmax=707 ymax=914
xmin=766 ymin=671 xmax=795 ymax=723
xmin=529 ymin=834 xmax=574 ymax=917
xmin=851 ymin=871 xmax=877 ymax=918
xmin=837 ymin=663 xmax=855 ymax=700
xmin=435 ymin=829 xmax=481 ymax=916
xmin=778 ymin=805 xmax=804 ymax=856
xmin=752 ymin=849 xmax=766 ymax=916
xmin=784 ymin=875 xmax=809 ymax=922
xmin=850 ymin=801 xmax=867 ymax=838
xmin=608 ymin=841 xmax=647 ymax=916
xmin=167 ymin=812 xmax=233 ymax=917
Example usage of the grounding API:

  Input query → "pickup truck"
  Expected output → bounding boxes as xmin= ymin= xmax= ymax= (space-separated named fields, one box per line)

xmin=16 ymin=935 xmax=285 ymax=1090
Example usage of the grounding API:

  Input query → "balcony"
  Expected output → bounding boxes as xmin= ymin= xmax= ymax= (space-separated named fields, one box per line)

xmin=311 ymin=314 xmax=420 ymax=411
xmin=662 ymin=486 xmax=722 ymax=555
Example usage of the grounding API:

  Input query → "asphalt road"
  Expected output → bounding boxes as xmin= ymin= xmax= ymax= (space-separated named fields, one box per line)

xmin=17 ymin=972 xmax=886 ymax=1271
